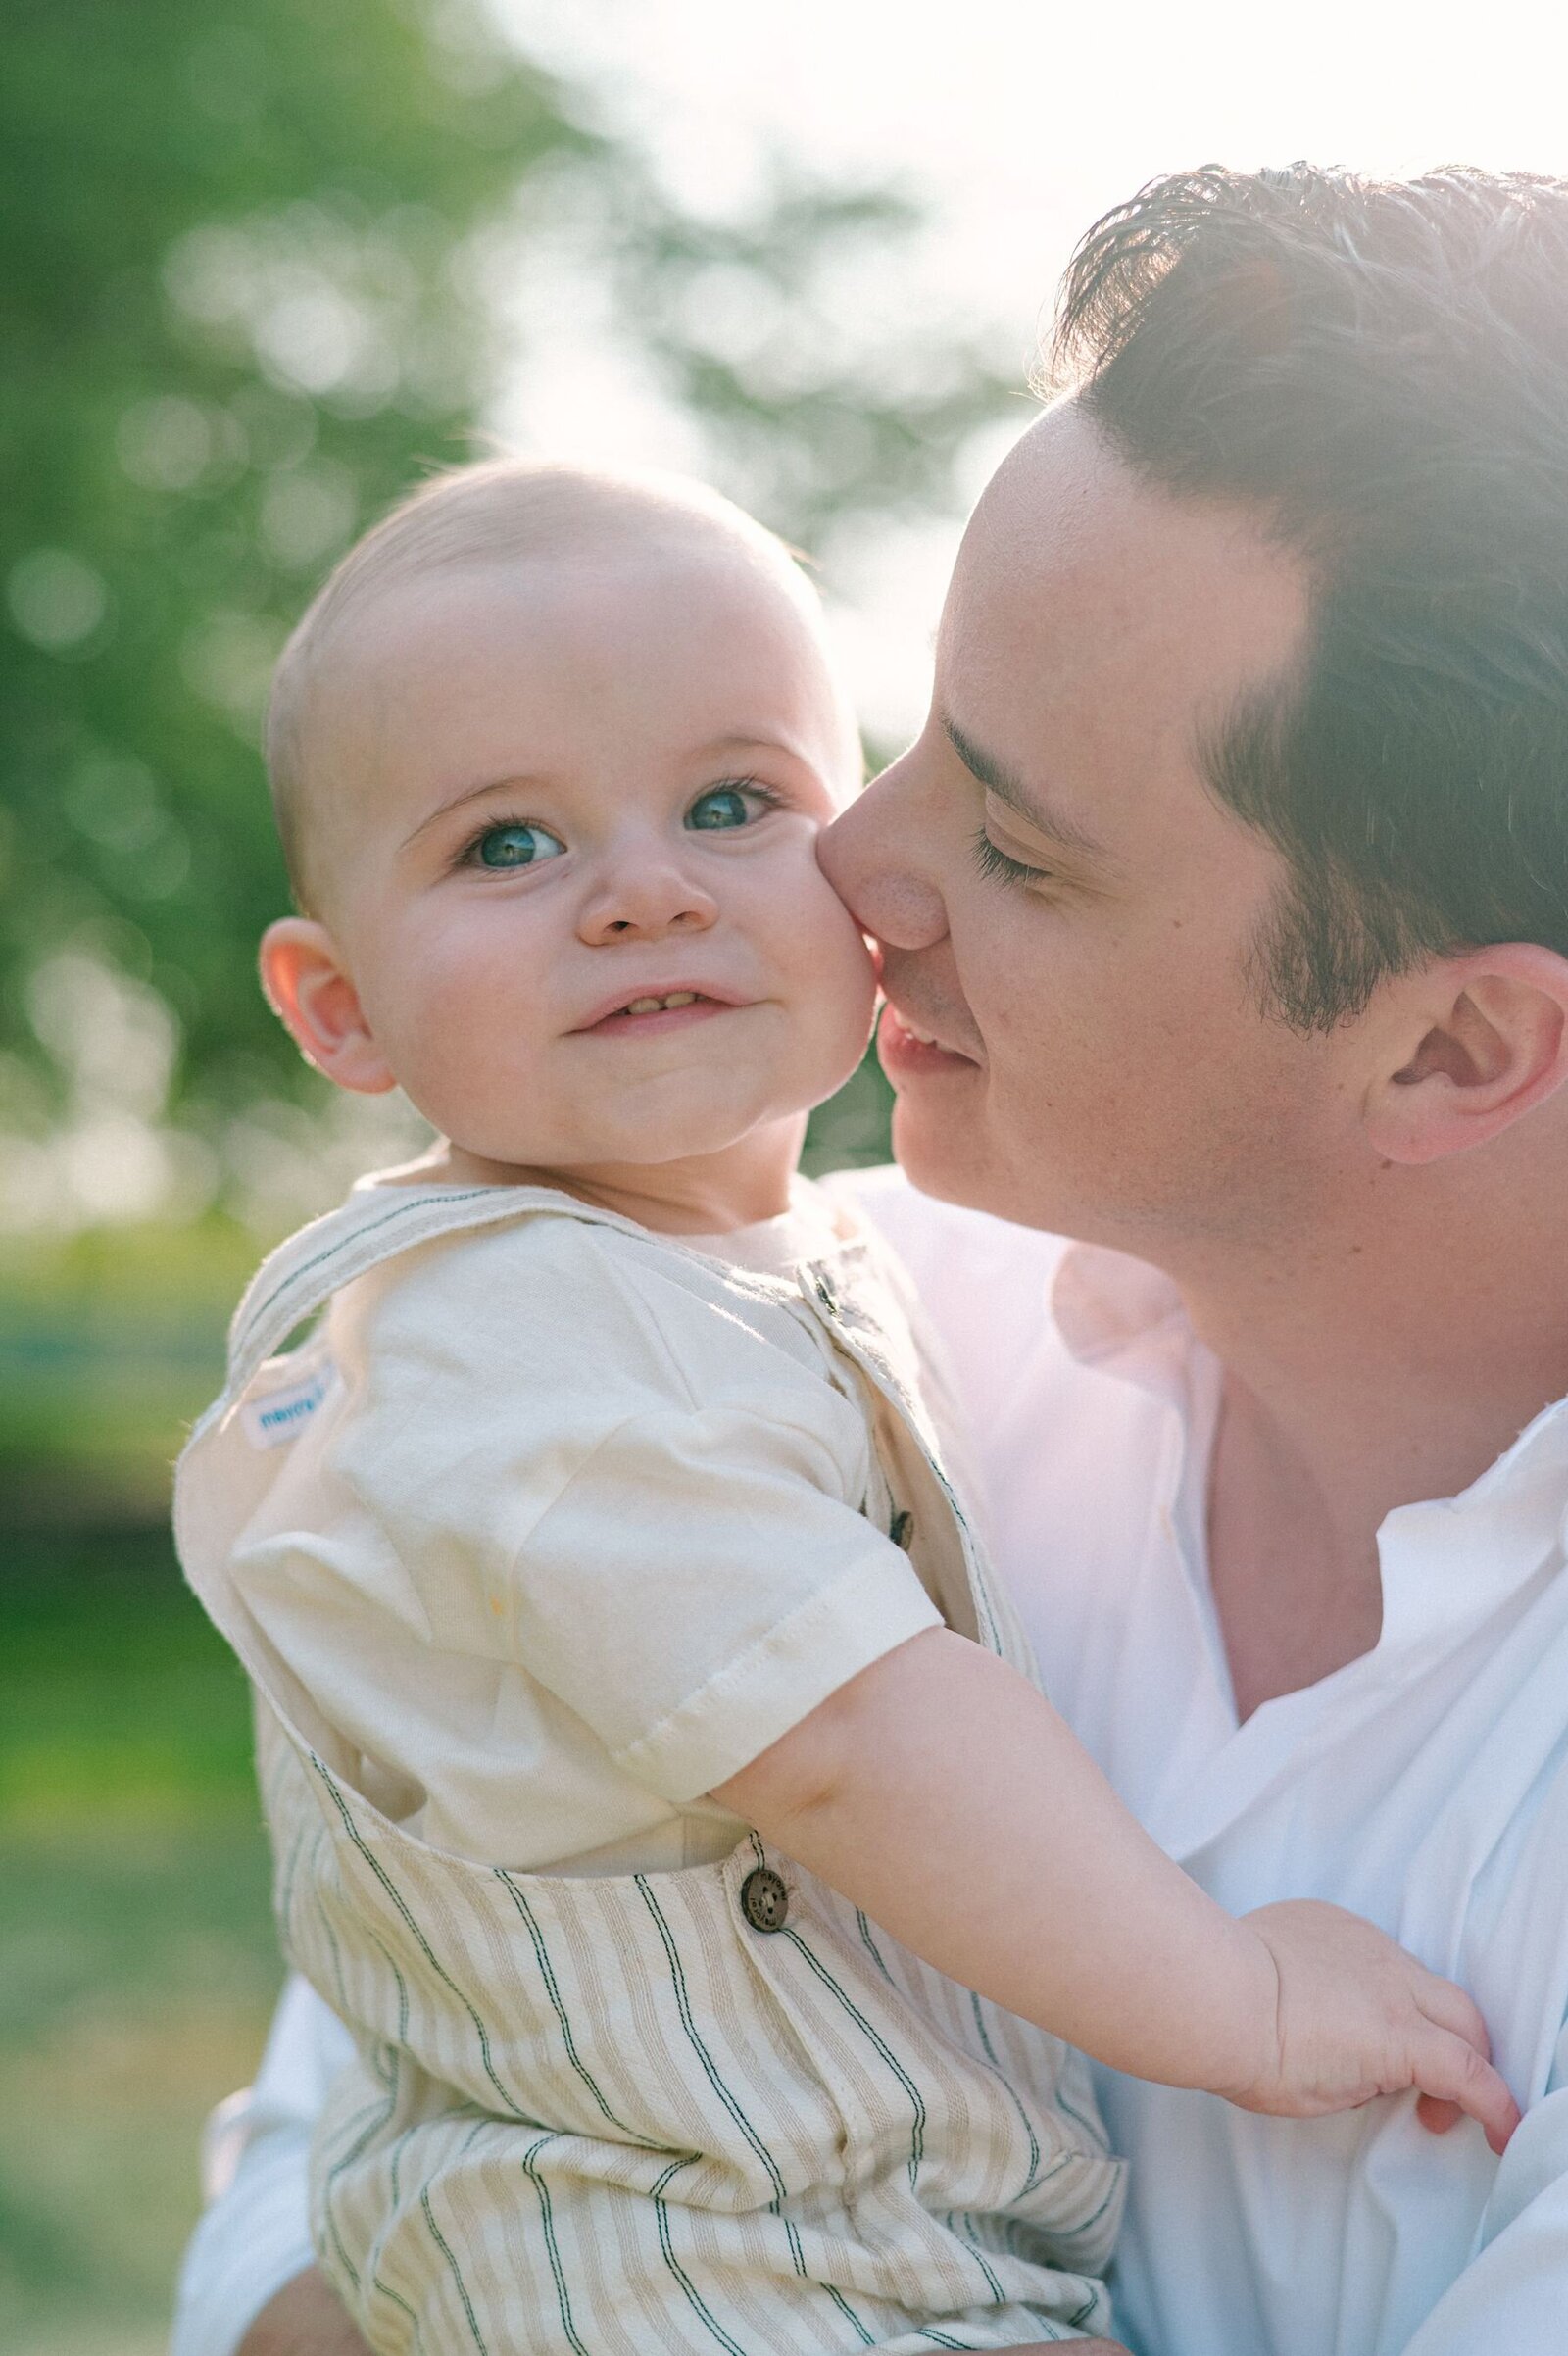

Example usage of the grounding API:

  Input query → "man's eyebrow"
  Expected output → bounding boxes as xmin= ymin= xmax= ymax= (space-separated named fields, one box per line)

xmin=940 ymin=712 xmax=1109 ymax=862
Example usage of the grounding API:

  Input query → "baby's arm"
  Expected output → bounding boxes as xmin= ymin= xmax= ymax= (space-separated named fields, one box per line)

xmin=711 ymin=1627 xmax=1519 ymax=2151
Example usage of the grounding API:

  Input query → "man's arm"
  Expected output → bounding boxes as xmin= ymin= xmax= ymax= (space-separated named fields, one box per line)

xmin=237 ymin=2266 xmax=369 ymax=2356
xmin=171 ymin=1976 xmax=357 ymax=2356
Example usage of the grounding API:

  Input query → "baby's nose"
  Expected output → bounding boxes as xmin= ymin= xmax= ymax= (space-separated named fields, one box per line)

xmin=576 ymin=859 xmax=719 ymax=945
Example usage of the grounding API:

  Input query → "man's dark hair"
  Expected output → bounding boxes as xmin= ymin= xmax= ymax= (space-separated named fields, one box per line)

xmin=1050 ymin=163 xmax=1568 ymax=1028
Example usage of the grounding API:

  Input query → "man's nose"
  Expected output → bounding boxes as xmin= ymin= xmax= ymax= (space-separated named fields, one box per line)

xmin=576 ymin=852 xmax=719 ymax=946
xmin=818 ymin=750 xmax=949 ymax=950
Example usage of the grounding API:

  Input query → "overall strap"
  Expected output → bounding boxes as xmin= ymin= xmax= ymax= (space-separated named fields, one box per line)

xmin=181 ymin=1182 xmax=636 ymax=1788
xmin=220 ymin=1183 xmax=607 ymax=1406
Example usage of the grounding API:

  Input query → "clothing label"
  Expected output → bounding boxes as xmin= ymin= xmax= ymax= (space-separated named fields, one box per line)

xmin=242 ymin=1364 xmax=335 ymax=1450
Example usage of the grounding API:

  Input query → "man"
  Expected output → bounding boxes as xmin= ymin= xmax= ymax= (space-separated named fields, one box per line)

xmin=175 ymin=164 xmax=1568 ymax=2355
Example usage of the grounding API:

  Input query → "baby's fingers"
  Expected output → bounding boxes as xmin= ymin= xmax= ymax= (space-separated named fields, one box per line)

xmin=1409 ymin=2025 xmax=1519 ymax=2156
xmin=1411 ymin=1967 xmax=1493 ymax=2059
xmin=1411 ymin=1966 xmax=1511 ymax=2144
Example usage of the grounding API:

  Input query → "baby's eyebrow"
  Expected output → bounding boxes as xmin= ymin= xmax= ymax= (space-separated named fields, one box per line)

xmin=401 ymin=773 xmax=546 ymax=850
xmin=693 ymin=730 xmax=818 ymax=768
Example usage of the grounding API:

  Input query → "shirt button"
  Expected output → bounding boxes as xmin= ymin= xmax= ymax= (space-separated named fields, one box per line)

xmin=740 ymin=1866 xmax=789 ymax=1933
xmin=890 ymin=1509 xmax=914 ymax=1549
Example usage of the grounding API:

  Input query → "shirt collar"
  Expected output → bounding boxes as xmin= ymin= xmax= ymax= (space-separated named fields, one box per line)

xmin=1051 ymin=1239 xmax=1197 ymax=1408
xmin=1378 ymin=1392 xmax=1568 ymax=1648
xmin=1050 ymin=1238 xmax=1568 ymax=1649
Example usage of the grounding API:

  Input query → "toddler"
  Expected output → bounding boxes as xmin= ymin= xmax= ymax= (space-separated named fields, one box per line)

xmin=176 ymin=461 xmax=1515 ymax=2356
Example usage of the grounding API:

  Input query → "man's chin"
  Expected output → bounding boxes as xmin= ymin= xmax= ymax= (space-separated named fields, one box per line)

xmin=890 ymin=1099 xmax=1000 ymax=1213
xmin=890 ymin=1100 xmax=1086 ymax=1235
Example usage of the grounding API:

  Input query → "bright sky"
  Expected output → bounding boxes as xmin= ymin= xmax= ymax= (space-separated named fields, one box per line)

xmin=499 ymin=0 xmax=1568 ymax=740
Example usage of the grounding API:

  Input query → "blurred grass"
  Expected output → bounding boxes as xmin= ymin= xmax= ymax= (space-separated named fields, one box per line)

xmin=0 ymin=1533 xmax=281 ymax=2356
xmin=0 ymin=1203 xmax=277 ymax=2350
xmin=0 ymin=1221 xmax=258 ymax=1527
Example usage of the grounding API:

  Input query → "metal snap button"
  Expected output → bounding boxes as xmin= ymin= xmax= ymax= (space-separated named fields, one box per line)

xmin=740 ymin=1866 xmax=789 ymax=1933
xmin=811 ymin=1269 xmax=839 ymax=1315
xmin=890 ymin=1509 xmax=914 ymax=1549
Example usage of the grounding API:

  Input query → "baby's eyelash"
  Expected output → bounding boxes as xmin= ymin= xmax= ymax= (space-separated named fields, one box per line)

xmin=971 ymin=828 xmax=1051 ymax=888
xmin=711 ymin=775 xmax=785 ymax=807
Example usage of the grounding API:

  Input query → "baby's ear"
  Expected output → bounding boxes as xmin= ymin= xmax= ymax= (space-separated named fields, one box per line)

xmin=259 ymin=918 xmax=397 ymax=1095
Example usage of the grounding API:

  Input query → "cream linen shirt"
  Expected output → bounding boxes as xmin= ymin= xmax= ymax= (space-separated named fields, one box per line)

xmin=208 ymin=1175 xmax=942 ymax=1878
xmin=176 ymin=1170 xmax=1568 ymax=2356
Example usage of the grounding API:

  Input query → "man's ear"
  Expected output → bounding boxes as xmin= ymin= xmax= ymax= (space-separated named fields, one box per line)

xmin=1364 ymin=944 xmax=1568 ymax=1165
xmin=259 ymin=918 xmax=397 ymax=1096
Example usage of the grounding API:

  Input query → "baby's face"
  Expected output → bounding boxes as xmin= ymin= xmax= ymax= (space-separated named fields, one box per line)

xmin=300 ymin=541 xmax=877 ymax=1172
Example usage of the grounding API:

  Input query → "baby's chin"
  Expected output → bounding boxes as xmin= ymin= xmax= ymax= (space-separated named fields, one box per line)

xmin=435 ymin=1025 xmax=873 ymax=1182
xmin=449 ymin=1095 xmax=800 ymax=1184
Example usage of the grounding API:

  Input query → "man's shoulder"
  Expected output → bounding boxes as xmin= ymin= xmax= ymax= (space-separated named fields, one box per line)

xmin=814 ymin=1169 xmax=1105 ymax=1463
xmin=817 ymin=1169 xmax=1180 ymax=1465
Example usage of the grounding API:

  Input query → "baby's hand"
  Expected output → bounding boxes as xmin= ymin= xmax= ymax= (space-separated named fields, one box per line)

xmin=1226 ymin=1900 xmax=1519 ymax=2154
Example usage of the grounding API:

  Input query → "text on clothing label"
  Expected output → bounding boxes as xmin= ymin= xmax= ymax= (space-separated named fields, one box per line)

xmin=242 ymin=1365 xmax=334 ymax=1449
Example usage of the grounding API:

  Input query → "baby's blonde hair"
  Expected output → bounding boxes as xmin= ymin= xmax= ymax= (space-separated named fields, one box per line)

xmin=266 ymin=458 xmax=832 ymax=912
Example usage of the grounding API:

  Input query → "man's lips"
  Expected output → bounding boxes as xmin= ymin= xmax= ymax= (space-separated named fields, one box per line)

xmin=571 ymin=983 xmax=753 ymax=1036
xmin=877 ymin=999 xmax=979 ymax=1073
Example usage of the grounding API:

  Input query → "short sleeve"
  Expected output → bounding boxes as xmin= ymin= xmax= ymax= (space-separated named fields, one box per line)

xmin=349 ymin=1217 xmax=943 ymax=1801
xmin=508 ymin=1394 xmax=943 ymax=1800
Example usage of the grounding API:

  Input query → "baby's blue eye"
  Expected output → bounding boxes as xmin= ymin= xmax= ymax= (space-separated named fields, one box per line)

xmin=687 ymin=784 xmax=765 ymax=831
xmin=471 ymin=821 xmax=565 ymax=869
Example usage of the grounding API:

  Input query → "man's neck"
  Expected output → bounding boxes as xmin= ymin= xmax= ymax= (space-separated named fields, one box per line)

xmin=1169 ymin=1159 xmax=1568 ymax=1719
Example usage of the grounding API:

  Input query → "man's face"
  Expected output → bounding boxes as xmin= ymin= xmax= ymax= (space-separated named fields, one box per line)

xmin=821 ymin=401 xmax=1362 ymax=1255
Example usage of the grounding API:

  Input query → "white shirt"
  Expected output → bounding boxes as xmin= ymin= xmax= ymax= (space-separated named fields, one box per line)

xmin=172 ymin=1172 xmax=1568 ymax=2356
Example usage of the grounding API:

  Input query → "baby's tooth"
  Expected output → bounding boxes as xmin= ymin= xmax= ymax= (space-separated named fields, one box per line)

xmin=625 ymin=997 xmax=662 ymax=1014
xmin=663 ymin=992 xmax=697 ymax=1007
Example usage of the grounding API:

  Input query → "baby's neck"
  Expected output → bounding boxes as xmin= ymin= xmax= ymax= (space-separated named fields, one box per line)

xmin=426 ymin=1117 xmax=808 ymax=1237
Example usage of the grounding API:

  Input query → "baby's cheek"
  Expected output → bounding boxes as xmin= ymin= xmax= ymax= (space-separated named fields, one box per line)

xmin=795 ymin=886 xmax=880 ymax=1076
xmin=379 ymin=956 xmax=523 ymax=1138
xmin=814 ymin=875 xmax=879 ymax=994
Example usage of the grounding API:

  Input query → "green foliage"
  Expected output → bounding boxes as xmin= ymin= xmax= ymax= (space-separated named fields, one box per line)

xmin=610 ymin=170 xmax=1016 ymax=545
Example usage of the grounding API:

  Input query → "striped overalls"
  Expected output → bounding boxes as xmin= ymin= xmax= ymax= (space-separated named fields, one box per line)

xmin=177 ymin=1185 xmax=1124 ymax=2354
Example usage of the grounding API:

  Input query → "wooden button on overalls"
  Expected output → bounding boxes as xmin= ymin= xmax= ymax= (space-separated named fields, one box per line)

xmin=740 ymin=1865 xmax=789 ymax=1932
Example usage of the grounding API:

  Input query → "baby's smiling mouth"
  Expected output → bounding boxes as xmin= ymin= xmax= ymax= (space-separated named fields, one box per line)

xmin=574 ymin=987 xmax=750 ymax=1037
xmin=616 ymin=991 xmax=702 ymax=1017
